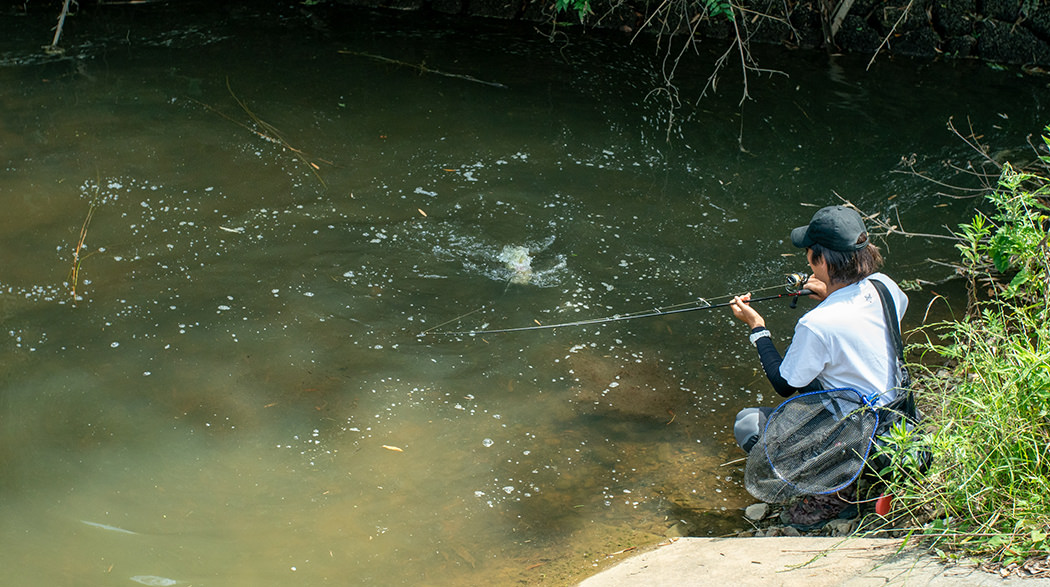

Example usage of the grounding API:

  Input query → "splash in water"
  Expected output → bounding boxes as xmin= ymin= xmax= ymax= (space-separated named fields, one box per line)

xmin=498 ymin=245 xmax=533 ymax=284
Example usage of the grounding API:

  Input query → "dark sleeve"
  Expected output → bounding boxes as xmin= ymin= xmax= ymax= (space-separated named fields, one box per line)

xmin=751 ymin=327 xmax=822 ymax=398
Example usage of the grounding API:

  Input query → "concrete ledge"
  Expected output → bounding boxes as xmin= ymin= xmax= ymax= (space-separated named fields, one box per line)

xmin=578 ymin=537 xmax=1050 ymax=586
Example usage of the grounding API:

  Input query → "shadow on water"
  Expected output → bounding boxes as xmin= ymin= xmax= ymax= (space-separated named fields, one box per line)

xmin=1 ymin=0 xmax=1047 ymax=584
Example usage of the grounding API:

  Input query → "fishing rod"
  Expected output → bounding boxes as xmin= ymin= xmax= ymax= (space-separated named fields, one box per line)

xmin=429 ymin=273 xmax=813 ymax=336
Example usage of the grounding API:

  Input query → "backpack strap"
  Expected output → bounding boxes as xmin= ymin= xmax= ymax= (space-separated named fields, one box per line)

xmin=870 ymin=278 xmax=904 ymax=363
xmin=870 ymin=278 xmax=917 ymax=421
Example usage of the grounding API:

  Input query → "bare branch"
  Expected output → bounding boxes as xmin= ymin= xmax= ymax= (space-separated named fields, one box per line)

xmin=866 ymin=0 xmax=915 ymax=71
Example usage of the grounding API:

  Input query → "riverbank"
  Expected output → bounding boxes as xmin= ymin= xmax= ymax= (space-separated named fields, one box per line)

xmin=577 ymin=536 xmax=1050 ymax=586
xmin=321 ymin=0 xmax=1050 ymax=68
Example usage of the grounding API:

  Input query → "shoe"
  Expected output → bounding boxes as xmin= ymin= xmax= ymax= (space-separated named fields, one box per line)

xmin=784 ymin=492 xmax=856 ymax=531
xmin=742 ymin=434 xmax=759 ymax=453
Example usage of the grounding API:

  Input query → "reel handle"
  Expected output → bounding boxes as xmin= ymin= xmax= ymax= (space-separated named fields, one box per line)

xmin=790 ymin=288 xmax=813 ymax=309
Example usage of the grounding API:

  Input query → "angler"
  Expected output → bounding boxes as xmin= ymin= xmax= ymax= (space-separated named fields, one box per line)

xmin=728 ymin=205 xmax=909 ymax=524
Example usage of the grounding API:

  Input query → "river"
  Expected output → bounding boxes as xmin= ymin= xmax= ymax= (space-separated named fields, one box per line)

xmin=0 ymin=1 xmax=1046 ymax=585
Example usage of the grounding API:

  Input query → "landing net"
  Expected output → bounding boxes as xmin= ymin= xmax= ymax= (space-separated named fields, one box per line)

xmin=744 ymin=388 xmax=879 ymax=503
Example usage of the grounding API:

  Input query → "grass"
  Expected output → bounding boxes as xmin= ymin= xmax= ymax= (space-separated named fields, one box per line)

xmin=877 ymin=129 xmax=1050 ymax=568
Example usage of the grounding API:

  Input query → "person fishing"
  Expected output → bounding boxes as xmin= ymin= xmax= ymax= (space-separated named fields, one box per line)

xmin=728 ymin=205 xmax=909 ymax=521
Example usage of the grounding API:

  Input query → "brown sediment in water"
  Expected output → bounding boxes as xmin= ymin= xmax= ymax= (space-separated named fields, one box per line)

xmin=568 ymin=351 xmax=692 ymax=422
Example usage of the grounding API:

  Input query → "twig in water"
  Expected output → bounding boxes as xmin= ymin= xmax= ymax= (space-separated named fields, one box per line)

xmin=226 ymin=79 xmax=327 ymax=188
xmin=339 ymin=51 xmax=508 ymax=89
xmin=69 ymin=183 xmax=102 ymax=302
xmin=194 ymin=79 xmax=328 ymax=189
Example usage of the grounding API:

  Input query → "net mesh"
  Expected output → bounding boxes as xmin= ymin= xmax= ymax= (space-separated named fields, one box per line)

xmin=745 ymin=388 xmax=879 ymax=503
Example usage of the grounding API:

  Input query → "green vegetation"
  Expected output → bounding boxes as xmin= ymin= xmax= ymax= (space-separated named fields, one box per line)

xmin=554 ymin=0 xmax=734 ymax=24
xmin=885 ymin=127 xmax=1050 ymax=567
xmin=553 ymin=0 xmax=590 ymax=22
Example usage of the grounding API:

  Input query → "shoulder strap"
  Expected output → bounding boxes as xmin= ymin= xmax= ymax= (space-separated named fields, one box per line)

xmin=870 ymin=278 xmax=917 ymax=420
xmin=869 ymin=278 xmax=904 ymax=361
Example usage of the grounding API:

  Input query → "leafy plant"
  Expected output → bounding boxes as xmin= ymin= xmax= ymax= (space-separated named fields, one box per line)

xmin=881 ymin=125 xmax=1050 ymax=567
xmin=871 ymin=417 xmax=930 ymax=478
xmin=984 ymin=167 xmax=1050 ymax=300
xmin=704 ymin=0 xmax=734 ymax=21
xmin=554 ymin=0 xmax=591 ymax=22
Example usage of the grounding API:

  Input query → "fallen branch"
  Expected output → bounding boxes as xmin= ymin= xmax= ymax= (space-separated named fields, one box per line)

xmin=339 ymin=51 xmax=508 ymax=89
xmin=45 ymin=0 xmax=74 ymax=55
xmin=194 ymin=79 xmax=328 ymax=189
xmin=821 ymin=0 xmax=855 ymax=50
xmin=829 ymin=192 xmax=961 ymax=252
xmin=867 ymin=0 xmax=914 ymax=70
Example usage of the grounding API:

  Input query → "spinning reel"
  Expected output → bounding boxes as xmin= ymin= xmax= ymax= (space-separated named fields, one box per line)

xmin=785 ymin=272 xmax=811 ymax=308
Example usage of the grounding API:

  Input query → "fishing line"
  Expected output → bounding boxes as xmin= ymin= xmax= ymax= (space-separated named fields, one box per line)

xmin=424 ymin=273 xmax=811 ymax=337
xmin=418 ymin=306 xmax=487 ymax=336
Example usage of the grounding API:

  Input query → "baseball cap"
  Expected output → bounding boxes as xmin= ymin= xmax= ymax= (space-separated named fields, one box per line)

xmin=790 ymin=205 xmax=869 ymax=252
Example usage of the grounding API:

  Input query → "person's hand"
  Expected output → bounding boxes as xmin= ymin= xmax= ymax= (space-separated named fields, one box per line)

xmin=804 ymin=276 xmax=828 ymax=301
xmin=730 ymin=293 xmax=766 ymax=329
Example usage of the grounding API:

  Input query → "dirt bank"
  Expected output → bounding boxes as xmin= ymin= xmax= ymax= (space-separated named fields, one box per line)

xmin=330 ymin=0 xmax=1050 ymax=68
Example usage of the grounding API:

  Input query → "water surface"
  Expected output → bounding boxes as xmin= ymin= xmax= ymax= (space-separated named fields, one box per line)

xmin=1 ymin=2 xmax=1047 ymax=584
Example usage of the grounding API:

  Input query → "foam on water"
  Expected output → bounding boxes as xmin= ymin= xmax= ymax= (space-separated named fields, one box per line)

xmin=130 ymin=576 xmax=177 ymax=587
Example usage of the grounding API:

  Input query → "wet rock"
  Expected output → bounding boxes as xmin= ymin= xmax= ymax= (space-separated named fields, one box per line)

xmin=983 ymin=0 xmax=1022 ymax=21
xmin=976 ymin=19 xmax=1050 ymax=66
xmin=942 ymin=34 xmax=977 ymax=58
xmin=931 ymin=0 xmax=975 ymax=36
xmin=874 ymin=0 xmax=932 ymax=33
xmin=1027 ymin=3 xmax=1050 ymax=39
xmin=666 ymin=520 xmax=692 ymax=538
xmin=893 ymin=26 xmax=941 ymax=58
xmin=745 ymin=503 xmax=769 ymax=522
xmin=826 ymin=517 xmax=857 ymax=536
xmin=837 ymin=15 xmax=883 ymax=54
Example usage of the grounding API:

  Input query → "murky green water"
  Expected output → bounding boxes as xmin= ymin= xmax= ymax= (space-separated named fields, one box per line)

xmin=1 ymin=2 xmax=1047 ymax=584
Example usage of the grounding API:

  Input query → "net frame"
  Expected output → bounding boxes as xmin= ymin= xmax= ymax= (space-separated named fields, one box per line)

xmin=744 ymin=387 xmax=880 ymax=503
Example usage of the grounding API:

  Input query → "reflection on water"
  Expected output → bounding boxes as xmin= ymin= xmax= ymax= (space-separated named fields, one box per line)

xmin=0 ymin=1 xmax=1046 ymax=584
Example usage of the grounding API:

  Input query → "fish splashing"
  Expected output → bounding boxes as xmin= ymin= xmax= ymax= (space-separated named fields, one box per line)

xmin=498 ymin=245 xmax=533 ymax=284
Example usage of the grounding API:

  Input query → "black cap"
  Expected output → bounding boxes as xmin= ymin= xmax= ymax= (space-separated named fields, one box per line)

xmin=790 ymin=206 xmax=868 ymax=252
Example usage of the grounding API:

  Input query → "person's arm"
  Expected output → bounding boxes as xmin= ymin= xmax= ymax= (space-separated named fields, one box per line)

xmin=749 ymin=327 xmax=822 ymax=397
xmin=731 ymin=294 xmax=820 ymax=397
